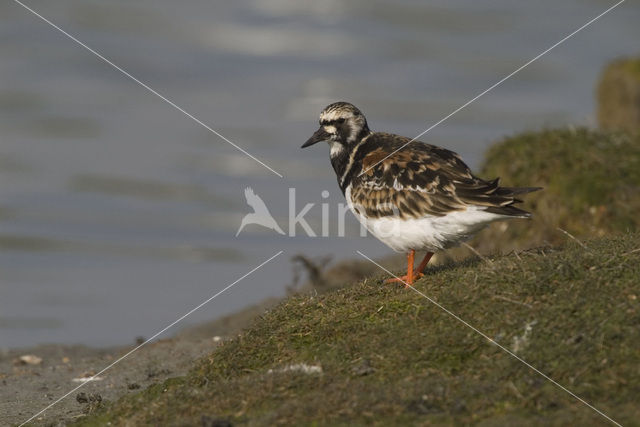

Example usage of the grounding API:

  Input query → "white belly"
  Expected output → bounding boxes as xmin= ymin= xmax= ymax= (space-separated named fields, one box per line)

xmin=345 ymin=185 xmax=510 ymax=253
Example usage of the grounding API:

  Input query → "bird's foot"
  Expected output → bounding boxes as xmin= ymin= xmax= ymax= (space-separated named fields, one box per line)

xmin=384 ymin=250 xmax=432 ymax=288
xmin=384 ymin=271 xmax=424 ymax=288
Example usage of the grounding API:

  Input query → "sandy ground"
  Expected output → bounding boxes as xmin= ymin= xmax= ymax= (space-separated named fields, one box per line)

xmin=0 ymin=256 xmax=393 ymax=426
xmin=0 ymin=299 xmax=279 ymax=427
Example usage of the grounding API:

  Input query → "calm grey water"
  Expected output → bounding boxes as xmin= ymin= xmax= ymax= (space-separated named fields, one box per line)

xmin=1 ymin=0 xmax=639 ymax=347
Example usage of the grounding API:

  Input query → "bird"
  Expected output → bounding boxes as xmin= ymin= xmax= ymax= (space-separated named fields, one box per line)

xmin=236 ymin=187 xmax=285 ymax=236
xmin=301 ymin=101 xmax=540 ymax=286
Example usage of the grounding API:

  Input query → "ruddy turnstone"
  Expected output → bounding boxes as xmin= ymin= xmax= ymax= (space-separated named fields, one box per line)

xmin=302 ymin=102 xmax=540 ymax=286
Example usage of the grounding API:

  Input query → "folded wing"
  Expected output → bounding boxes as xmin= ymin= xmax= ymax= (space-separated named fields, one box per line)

xmin=351 ymin=139 xmax=541 ymax=220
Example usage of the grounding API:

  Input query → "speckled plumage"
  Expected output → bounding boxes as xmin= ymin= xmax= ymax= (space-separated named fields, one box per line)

xmin=302 ymin=102 xmax=540 ymax=256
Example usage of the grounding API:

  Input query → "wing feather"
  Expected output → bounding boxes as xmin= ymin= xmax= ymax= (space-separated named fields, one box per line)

xmin=351 ymin=135 xmax=540 ymax=219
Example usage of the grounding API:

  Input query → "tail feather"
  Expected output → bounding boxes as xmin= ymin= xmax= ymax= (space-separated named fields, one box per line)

xmin=455 ymin=176 xmax=541 ymax=218
xmin=483 ymin=179 xmax=541 ymax=218
xmin=486 ymin=185 xmax=541 ymax=218
xmin=495 ymin=186 xmax=543 ymax=196
xmin=485 ymin=205 xmax=532 ymax=218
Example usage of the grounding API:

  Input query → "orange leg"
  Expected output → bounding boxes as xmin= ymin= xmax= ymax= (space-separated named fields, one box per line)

xmin=385 ymin=249 xmax=416 ymax=287
xmin=385 ymin=250 xmax=434 ymax=287
xmin=415 ymin=252 xmax=434 ymax=275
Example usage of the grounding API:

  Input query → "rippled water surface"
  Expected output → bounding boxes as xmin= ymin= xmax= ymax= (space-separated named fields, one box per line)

xmin=1 ymin=0 xmax=639 ymax=347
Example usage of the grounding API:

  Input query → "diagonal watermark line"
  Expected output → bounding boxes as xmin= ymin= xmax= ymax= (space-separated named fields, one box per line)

xmin=19 ymin=250 xmax=284 ymax=427
xmin=356 ymin=250 xmax=621 ymax=427
xmin=12 ymin=0 xmax=284 ymax=178
xmin=360 ymin=0 xmax=626 ymax=177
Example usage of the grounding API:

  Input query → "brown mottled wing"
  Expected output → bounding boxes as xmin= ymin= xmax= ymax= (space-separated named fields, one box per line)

xmin=351 ymin=135 xmax=535 ymax=219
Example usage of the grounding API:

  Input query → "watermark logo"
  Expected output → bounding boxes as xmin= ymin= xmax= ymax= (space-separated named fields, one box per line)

xmin=236 ymin=187 xmax=285 ymax=236
xmin=236 ymin=187 xmax=405 ymax=238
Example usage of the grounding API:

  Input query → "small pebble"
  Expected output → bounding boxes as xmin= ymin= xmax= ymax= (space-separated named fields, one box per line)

xmin=17 ymin=354 xmax=42 ymax=365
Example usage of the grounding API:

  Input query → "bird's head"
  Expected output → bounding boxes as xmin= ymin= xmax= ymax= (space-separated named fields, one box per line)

xmin=301 ymin=102 xmax=370 ymax=157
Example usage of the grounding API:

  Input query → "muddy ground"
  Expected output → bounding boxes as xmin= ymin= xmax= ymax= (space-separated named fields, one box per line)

xmin=0 ymin=299 xmax=279 ymax=427
xmin=1 ymin=255 xmax=399 ymax=427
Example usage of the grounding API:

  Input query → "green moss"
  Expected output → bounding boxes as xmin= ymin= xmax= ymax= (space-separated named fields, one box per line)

xmin=73 ymin=233 xmax=640 ymax=426
xmin=474 ymin=127 xmax=640 ymax=254
xmin=621 ymin=58 xmax=640 ymax=76
xmin=597 ymin=57 xmax=640 ymax=133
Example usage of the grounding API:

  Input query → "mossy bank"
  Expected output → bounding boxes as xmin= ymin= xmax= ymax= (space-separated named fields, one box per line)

xmin=473 ymin=127 xmax=640 ymax=255
xmin=74 ymin=232 xmax=640 ymax=426
xmin=597 ymin=57 xmax=640 ymax=134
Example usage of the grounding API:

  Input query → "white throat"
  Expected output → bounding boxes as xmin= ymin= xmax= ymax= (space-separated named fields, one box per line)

xmin=329 ymin=141 xmax=344 ymax=157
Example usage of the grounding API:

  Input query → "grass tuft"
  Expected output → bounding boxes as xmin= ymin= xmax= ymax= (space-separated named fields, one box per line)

xmin=73 ymin=233 xmax=640 ymax=426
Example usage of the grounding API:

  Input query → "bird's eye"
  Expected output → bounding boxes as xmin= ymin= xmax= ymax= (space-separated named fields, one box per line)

xmin=336 ymin=118 xmax=346 ymax=124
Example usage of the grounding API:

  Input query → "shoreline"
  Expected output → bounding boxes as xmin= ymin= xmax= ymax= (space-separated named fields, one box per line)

xmin=1 ymin=253 xmax=393 ymax=426
xmin=0 ymin=298 xmax=279 ymax=426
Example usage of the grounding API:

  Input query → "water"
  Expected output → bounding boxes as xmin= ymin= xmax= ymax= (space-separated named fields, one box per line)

xmin=1 ymin=0 xmax=639 ymax=347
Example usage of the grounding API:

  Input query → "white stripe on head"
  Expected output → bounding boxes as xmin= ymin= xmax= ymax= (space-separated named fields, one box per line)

xmin=320 ymin=110 xmax=352 ymax=122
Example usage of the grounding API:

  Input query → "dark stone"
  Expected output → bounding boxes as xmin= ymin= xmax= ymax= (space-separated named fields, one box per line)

xmin=147 ymin=367 xmax=172 ymax=379
xmin=451 ymin=399 xmax=467 ymax=414
xmin=406 ymin=399 xmax=443 ymax=415
xmin=351 ymin=359 xmax=375 ymax=376
xmin=201 ymin=415 xmax=233 ymax=427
